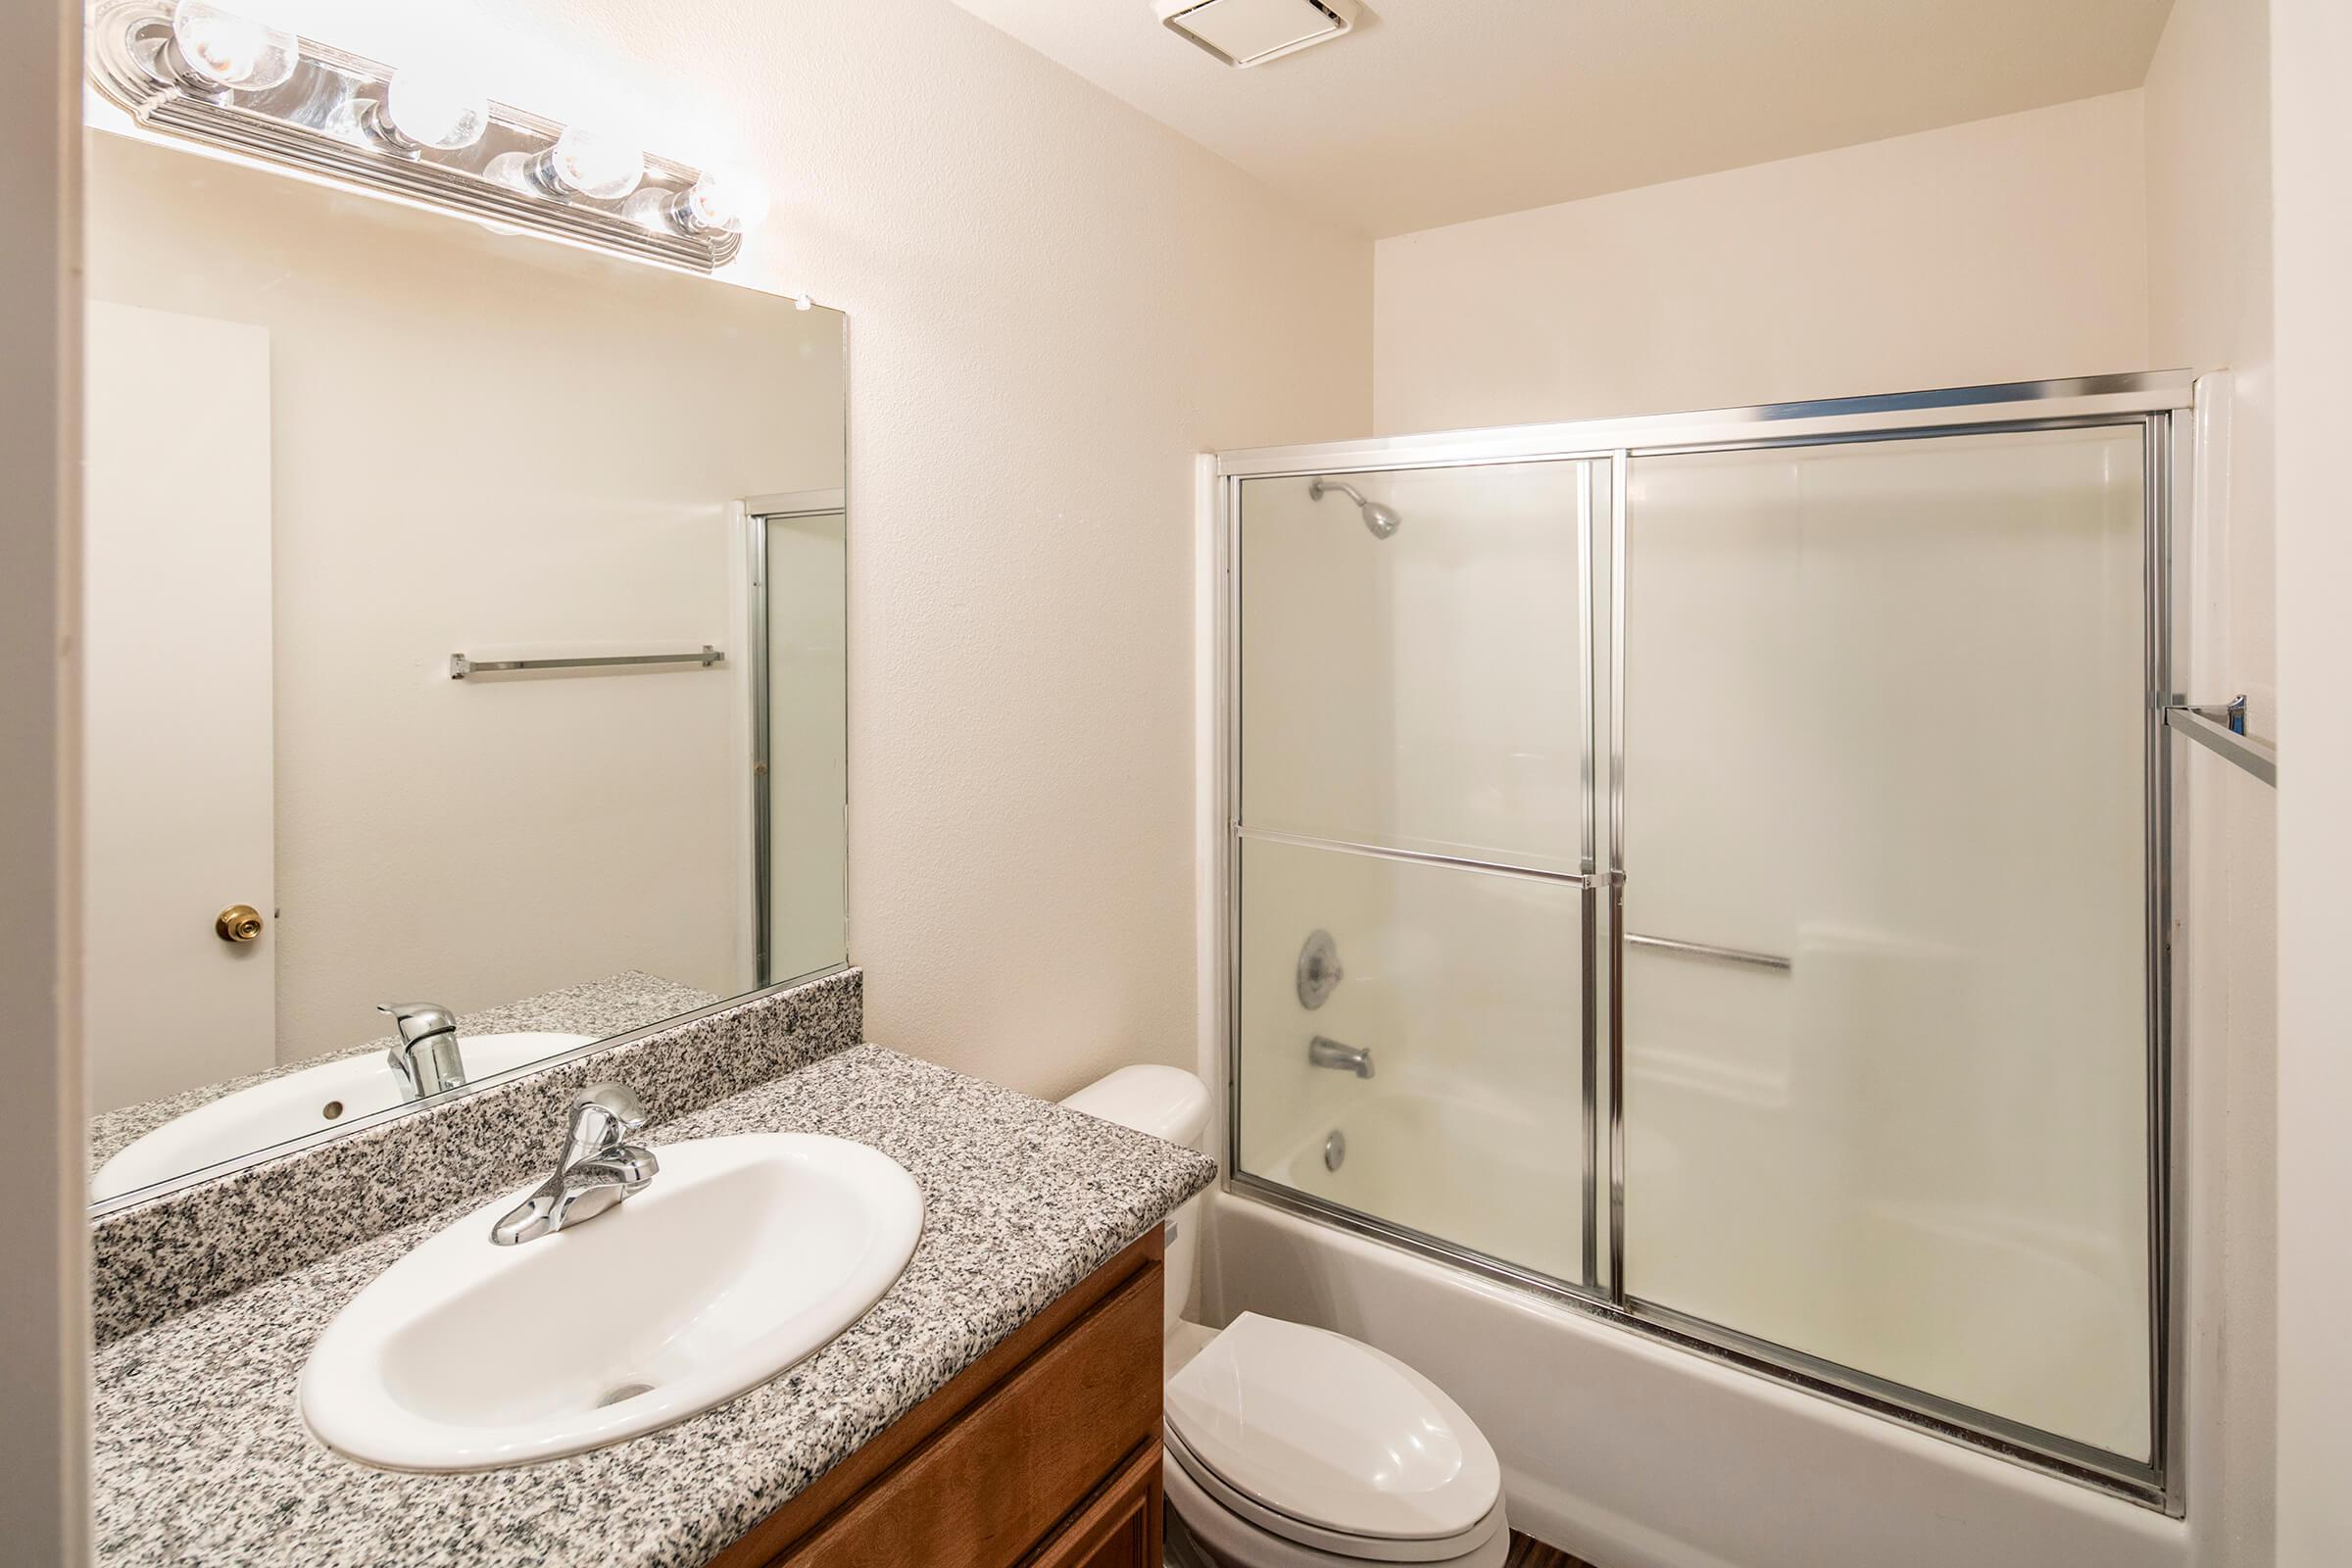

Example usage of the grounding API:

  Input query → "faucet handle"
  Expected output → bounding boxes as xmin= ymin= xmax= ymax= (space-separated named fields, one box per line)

xmin=574 ymin=1082 xmax=649 ymax=1133
xmin=560 ymin=1083 xmax=652 ymax=1166
xmin=377 ymin=1002 xmax=457 ymax=1044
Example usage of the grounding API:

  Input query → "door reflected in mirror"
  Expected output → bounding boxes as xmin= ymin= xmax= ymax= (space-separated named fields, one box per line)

xmin=82 ymin=130 xmax=848 ymax=1207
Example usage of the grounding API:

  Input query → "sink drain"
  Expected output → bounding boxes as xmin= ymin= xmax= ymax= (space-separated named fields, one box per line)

xmin=597 ymin=1382 xmax=656 ymax=1407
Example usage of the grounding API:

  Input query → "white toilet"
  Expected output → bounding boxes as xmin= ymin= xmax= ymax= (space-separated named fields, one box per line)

xmin=1061 ymin=1066 xmax=1510 ymax=1568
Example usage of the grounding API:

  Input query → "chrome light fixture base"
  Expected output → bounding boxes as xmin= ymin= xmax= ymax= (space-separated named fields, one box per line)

xmin=86 ymin=0 xmax=746 ymax=274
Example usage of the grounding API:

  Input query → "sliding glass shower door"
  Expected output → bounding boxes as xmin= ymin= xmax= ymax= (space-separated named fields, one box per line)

xmin=1616 ymin=426 xmax=2156 ymax=1463
xmin=1222 ymin=375 xmax=2181 ymax=1497
xmin=1234 ymin=459 xmax=1597 ymax=1283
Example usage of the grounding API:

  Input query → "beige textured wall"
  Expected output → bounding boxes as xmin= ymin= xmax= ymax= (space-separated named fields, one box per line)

xmin=250 ymin=0 xmax=1374 ymax=1097
xmin=0 ymin=1 xmax=85 ymax=1560
xmin=2143 ymin=0 xmax=2279 ymax=1559
xmin=635 ymin=0 xmax=1372 ymax=1096
xmin=1371 ymin=91 xmax=2150 ymax=432
xmin=2271 ymin=0 xmax=2352 ymax=1559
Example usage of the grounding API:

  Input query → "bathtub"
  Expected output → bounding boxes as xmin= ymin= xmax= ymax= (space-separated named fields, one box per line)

xmin=1203 ymin=1164 xmax=2186 ymax=1568
xmin=1269 ymin=1076 xmax=1583 ymax=1283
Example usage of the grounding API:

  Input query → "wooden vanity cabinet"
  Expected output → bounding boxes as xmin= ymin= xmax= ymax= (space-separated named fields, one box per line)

xmin=711 ymin=1227 xmax=1167 ymax=1568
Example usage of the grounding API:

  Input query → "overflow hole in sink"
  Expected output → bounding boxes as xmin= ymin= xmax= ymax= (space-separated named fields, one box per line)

xmin=597 ymin=1381 xmax=657 ymax=1407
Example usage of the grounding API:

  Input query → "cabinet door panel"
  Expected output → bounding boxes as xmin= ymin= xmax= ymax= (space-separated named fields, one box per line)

xmin=1027 ymin=1441 xmax=1163 ymax=1568
xmin=775 ymin=1264 xmax=1161 ymax=1568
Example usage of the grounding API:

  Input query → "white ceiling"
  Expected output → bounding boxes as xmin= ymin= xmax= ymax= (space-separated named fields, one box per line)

xmin=947 ymin=0 xmax=2176 ymax=237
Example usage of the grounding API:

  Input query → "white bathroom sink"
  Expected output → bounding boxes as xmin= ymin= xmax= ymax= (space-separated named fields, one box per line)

xmin=298 ymin=1132 xmax=924 ymax=1472
xmin=91 ymin=1032 xmax=596 ymax=1200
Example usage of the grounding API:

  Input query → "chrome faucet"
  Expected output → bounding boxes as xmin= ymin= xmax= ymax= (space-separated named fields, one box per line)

xmin=378 ymin=1002 xmax=467 ymax=1098
xmin=1308 ymin=1035 xmax=1374 ymax=1079
xmin=491 ymin=1084 xmax=660 ymax=1246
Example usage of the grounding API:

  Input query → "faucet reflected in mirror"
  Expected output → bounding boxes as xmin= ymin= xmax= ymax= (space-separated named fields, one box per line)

xmin=378 ymin=1004 xmax=466 ymax=1098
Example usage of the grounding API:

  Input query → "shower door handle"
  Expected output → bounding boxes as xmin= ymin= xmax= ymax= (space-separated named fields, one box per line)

xmin=1622 ymin=932 xmax=1791 ymax=972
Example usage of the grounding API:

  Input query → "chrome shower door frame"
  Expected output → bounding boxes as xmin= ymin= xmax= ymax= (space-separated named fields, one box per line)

xmin=1212 ymin=370 xmax=2195 ymax=1511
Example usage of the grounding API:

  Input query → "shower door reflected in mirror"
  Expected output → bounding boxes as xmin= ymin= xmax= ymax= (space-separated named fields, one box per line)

xmin=1232 ymin=460 xmax=1596 ymax=1285
xmin=1616 ymin=425 xmax=2155 ymax=1462
xmin=754 ymin=502 xmax=849 ymax=987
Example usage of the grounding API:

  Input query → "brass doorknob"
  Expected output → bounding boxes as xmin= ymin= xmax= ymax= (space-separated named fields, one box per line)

xmin=216 ymin=905 xmax=265 ymax=944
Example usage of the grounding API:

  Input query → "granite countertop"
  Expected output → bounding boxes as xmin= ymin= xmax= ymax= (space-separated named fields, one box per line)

xmin=90 ymin=971 xmax=720 ymax=1173
xmin=92 ymin=1044 xmax=1216 ymax=1568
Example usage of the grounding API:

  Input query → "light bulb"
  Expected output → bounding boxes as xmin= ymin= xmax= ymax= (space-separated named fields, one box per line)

xmin=168 ymin=0 xmax=298 ymax=93
xmin=681 ymin=168 xmax=771 ymax=234
xmin=382 ymin=66 xmax=488 ymax=152
xmin=541 ymin=126 xmax=644 ymax=201
xmin=622 ymin=167 xmax=772 ymax=237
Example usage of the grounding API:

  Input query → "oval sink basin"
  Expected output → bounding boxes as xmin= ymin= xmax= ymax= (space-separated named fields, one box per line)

xmin=92 ymin=1032 xmax=596 ymax=1200
xmin=299 ymin=1132 xmax=923 ymax=1472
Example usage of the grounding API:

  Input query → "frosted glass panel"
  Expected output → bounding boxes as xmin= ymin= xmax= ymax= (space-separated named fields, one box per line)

xmin=1237 ymin=836 xmax=1585 ymax=1281
xmin=1240 ymin=462 xmax=1590 ymax=872
xmin=1619 ymin=426 xmax=2152 ymax=1457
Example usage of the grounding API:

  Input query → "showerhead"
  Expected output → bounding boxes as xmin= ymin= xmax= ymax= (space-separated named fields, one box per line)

xmin=1308 ymin=476 xmax=1401 ymax=540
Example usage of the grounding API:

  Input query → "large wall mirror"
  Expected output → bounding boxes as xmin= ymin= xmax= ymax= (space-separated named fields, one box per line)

xmin=83 ymin=129 xmax=848 ymax=1210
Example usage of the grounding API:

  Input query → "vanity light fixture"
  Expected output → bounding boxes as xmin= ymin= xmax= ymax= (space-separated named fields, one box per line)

xmin=86 ymin=0 xmax=758 ymax=273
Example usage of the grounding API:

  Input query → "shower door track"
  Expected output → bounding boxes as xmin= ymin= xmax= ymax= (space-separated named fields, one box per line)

xmin=1211 ymin=370 xmax=2196 ymax=1515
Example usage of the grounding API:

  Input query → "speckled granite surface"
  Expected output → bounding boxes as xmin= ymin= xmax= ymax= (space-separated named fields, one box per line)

xmin=93 ymin=969 xmax=862 ymax=1344
xmin=92 ymin=1045 xmax=1215 ymax=1568
xmin=90 ymin=970 xmax=719 ymax=1173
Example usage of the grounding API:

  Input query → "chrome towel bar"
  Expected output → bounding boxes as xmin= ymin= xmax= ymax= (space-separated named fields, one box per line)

xmin=2166 ymin=699 xmax=2277 ymax=787
xmin=450 ymin=646 xmax=724 ymax=680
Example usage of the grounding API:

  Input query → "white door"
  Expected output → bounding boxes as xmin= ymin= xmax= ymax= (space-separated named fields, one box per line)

xmin=83 ymin=300 xmax=277 ymax=1113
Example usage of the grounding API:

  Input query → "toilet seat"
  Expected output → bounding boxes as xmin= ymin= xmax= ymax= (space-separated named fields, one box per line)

xmin=1163 ymin=1314 xmax=1505 ymax=1564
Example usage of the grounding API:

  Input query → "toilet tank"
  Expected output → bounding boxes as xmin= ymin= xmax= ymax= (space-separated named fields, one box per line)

xmin=1060 ymin=1065 xmax=1211 ymax=1338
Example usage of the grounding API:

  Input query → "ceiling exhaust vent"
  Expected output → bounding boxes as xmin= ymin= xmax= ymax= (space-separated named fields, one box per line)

xmin=1154 ymin=0 xmax=1358 ymax=69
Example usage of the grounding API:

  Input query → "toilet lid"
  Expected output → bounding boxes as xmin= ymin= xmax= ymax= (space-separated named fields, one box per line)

xmin=1164 ymin=1313 xmax=1501 ymax=1543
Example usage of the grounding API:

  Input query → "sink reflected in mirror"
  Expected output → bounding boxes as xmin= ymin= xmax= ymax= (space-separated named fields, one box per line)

xmin=299 ymin=1133 xmax=923 ymax=1472
xmin=91 ymin=1032 xmax=595 ymax=1201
